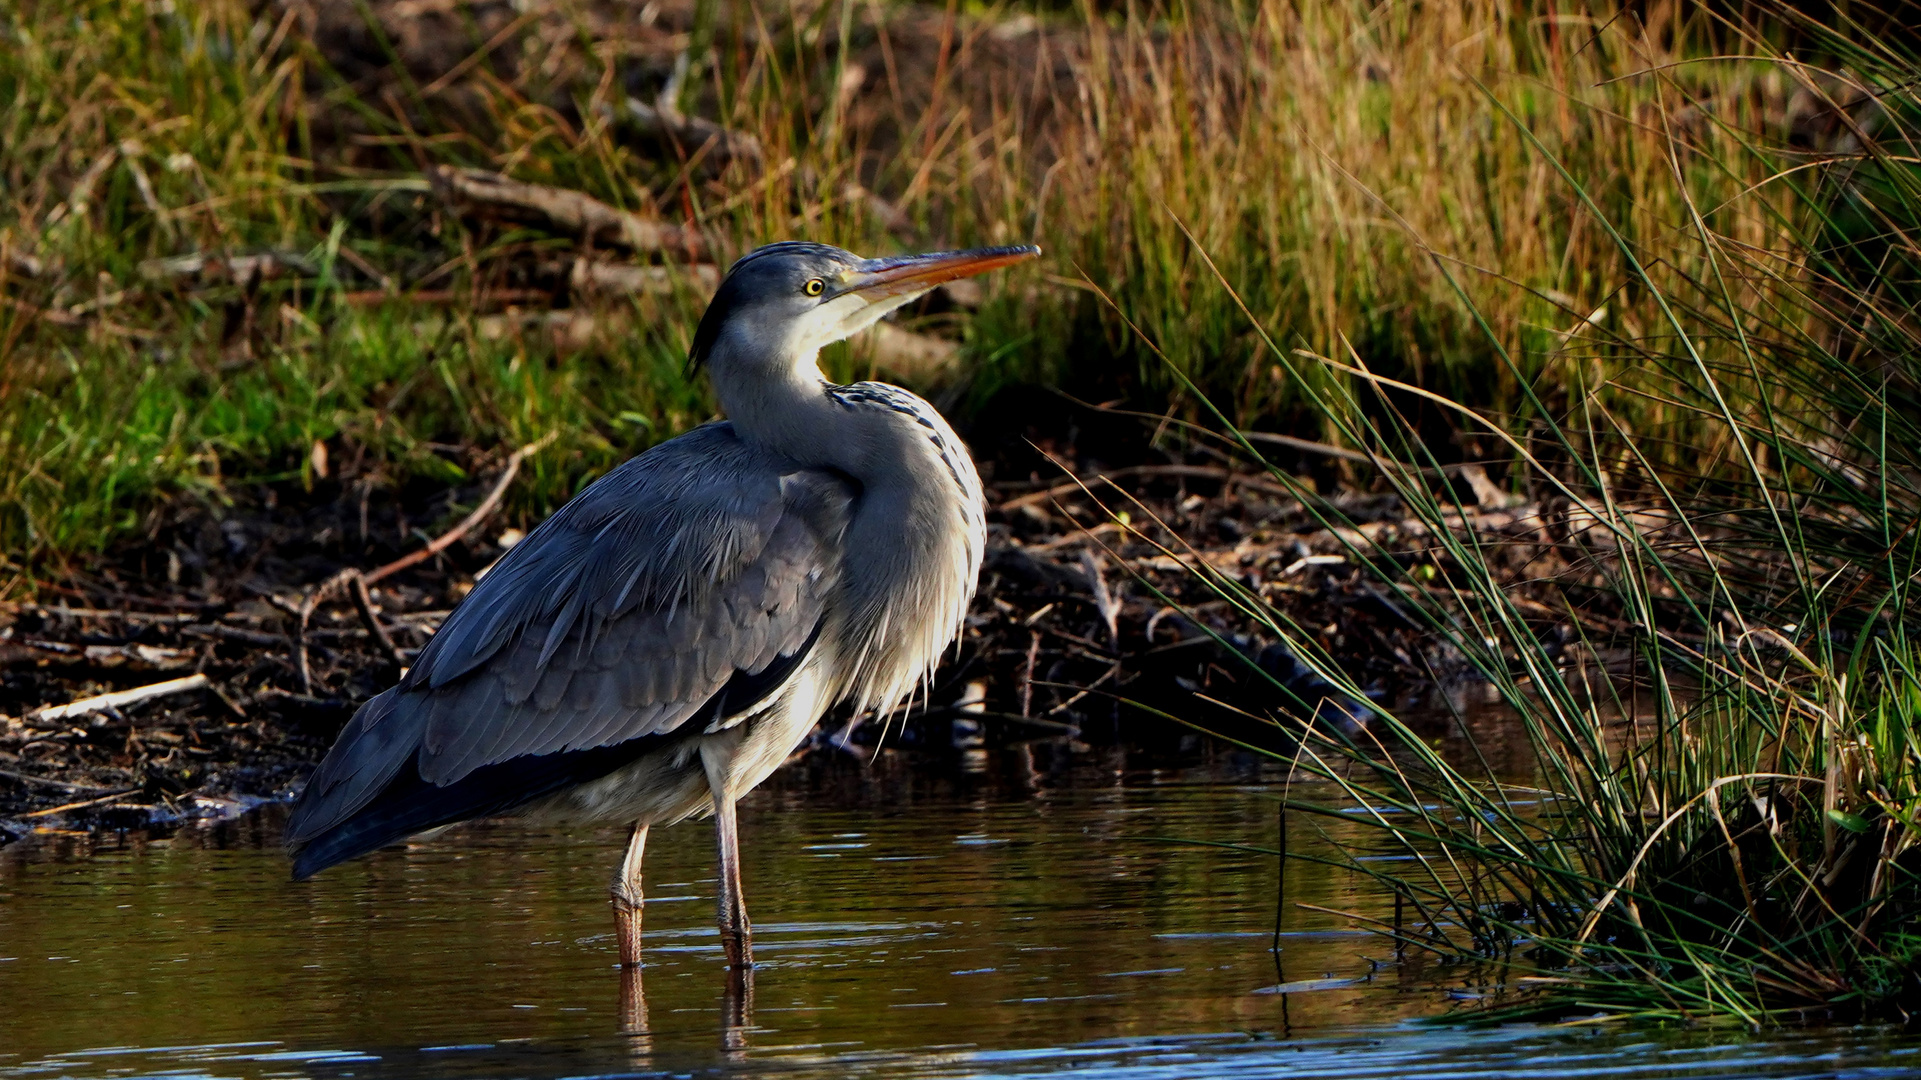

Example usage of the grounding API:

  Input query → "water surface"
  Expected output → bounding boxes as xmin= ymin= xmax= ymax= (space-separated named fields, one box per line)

xmin=0 ymin=750 xmax=1914 ymax=1078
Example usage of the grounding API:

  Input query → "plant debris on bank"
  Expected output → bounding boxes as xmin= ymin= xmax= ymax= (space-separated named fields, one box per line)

xmin=1 ymin=429 xmax=1596 ymax=836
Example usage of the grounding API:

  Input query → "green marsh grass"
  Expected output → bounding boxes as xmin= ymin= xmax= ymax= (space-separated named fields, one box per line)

xmin=1117 ymin=9 xmax=1921 ymax=1021
xmin=0 ymin=0 xmax=1814 ymax=562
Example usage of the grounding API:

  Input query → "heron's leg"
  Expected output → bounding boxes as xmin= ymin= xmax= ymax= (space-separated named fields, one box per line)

xmin=611 ymin=822 xmax=649 ymax=969
xmin=699 ymin=742 xmax=753 ymax=970
xmin=712 ymin=792 xmax=753 ymax=969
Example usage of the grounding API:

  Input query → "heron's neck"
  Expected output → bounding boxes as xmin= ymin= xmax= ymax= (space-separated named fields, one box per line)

xmin=713 ymin=341 xmax=985 ymax=718
xmin=711 ymin=347 xmax=863 ymax=472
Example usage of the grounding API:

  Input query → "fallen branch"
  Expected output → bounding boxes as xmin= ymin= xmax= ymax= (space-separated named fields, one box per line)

xmin=0 ymin=767 xmax=120 ymax=794
xmin=22 ymin=788 xmax=141 ymax=818
xmin=349 ymin=574 xmax=406 ymax=670
xmin=999 ymin=464 xmax=1297 ymax=512
xmin=291 ymin=431 xmax=557 ymax=692
xmin=430 ymin=166 xmax=710 ymax=260
xmin=341 ymin=288 xmax=552 ymax=308
xmin=27 ymin=673 xmax=211 ymax=724
xmin=0 ymin=604 xmax=201 ymax=623
xmin=365 ymin=430 xmax=558 ymax=587
xmin=473 ymin=305 xmax=961 ymax=376
xmin=620 ymin=97 xmax=762 ymax=170
xmin=569 ymin=259 xmax=719 ymax=297
xmin=139 ymin=251 xmax=317 ymax=287
xmin=182 ymin=624 xmax=288 ymax=648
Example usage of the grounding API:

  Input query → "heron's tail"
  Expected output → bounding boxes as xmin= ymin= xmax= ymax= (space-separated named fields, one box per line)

xmin=288 ymin=736 xmax=662 ymax=879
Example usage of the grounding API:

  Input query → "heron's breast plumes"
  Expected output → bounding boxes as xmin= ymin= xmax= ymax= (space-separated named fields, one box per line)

xmin=824 ymin=383 xmax=986 ymax=717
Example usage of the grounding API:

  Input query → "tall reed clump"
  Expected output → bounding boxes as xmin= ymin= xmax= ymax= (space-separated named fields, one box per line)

xmin=1040 ymin=0 xmax=1809 ymax=452
xmin=1121 ymin=8 xmax=1921 ymax=1022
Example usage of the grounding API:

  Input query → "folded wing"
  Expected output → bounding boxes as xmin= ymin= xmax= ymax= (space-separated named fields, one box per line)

xmin=285 ymin=423 xmax=855 ymax=873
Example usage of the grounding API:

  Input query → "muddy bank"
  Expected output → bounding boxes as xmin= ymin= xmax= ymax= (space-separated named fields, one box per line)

xmin=0 ymin=0 xmax=1610 ymax=839
xmin=0 ymin=421 xmax=1611 ymax=841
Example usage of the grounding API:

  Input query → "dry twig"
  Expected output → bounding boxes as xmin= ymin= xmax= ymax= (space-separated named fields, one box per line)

xmin=22 ymin=788 xmax=141 ymax=818
xmin=0 ymin=768 xmax=118 ymax=794
xmin=569 ymin=259 xmax=719 ymax=297
xmin=26 ymin=673 xmax=211 ymax=725
xmin=621 ymin=98 xmax=763 ymax=170
xmin=0 ymin=604 xmax=200 ymax=623
xmin=431 ymin=166 xmax=710 ymax=260
xmin=139 ymin=251 xmax=317 ymax=286
xmin=349 ymin=574 xmax=406 ymax=670
xmin=1000 ymin=464 xmax=1296 ymax=512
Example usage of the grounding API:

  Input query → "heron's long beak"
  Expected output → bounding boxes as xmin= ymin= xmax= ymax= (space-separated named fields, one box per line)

xmin=836 ymin=245 xmax=1040 ymax=301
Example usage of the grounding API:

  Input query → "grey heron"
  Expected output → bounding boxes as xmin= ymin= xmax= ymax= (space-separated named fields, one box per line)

xmin=285 ymin=241 xmax=1039 ymax=974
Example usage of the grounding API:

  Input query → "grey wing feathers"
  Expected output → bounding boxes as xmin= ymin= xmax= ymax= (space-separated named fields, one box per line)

xmin=285 ymin=423 xmax=854 ymax=846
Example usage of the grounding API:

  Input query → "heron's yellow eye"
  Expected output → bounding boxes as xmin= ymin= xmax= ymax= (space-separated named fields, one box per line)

xmin=803 ymin=278 xmax=826 ymax=297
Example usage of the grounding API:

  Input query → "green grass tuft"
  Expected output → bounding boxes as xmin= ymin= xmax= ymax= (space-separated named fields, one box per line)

xmin=0 ymin=0 xmax=1841 ymax=563
xmin=1124 ymin=3 xmax=1921 ymax=1021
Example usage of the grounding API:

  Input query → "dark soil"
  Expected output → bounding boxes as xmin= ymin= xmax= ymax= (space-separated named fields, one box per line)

xmin=0 ymin=397 xmax=1587 ymax=843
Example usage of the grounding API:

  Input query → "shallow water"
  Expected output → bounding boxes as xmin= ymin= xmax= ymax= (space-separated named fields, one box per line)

xmin=0 ymin=750 xmax=1915 ymax=1079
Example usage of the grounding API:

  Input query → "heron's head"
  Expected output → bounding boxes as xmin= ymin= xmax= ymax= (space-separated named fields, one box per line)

xmin=689 ymin=241 xmax=1039 ymax=374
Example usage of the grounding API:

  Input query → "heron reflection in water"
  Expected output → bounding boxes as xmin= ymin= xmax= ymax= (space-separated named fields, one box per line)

xmin=284 ymin=240 xmax=1039 ymax=1034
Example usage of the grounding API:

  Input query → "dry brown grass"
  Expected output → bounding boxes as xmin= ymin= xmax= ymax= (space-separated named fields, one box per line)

xmin=0 ymin=0 xmax=1848 ymax=555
